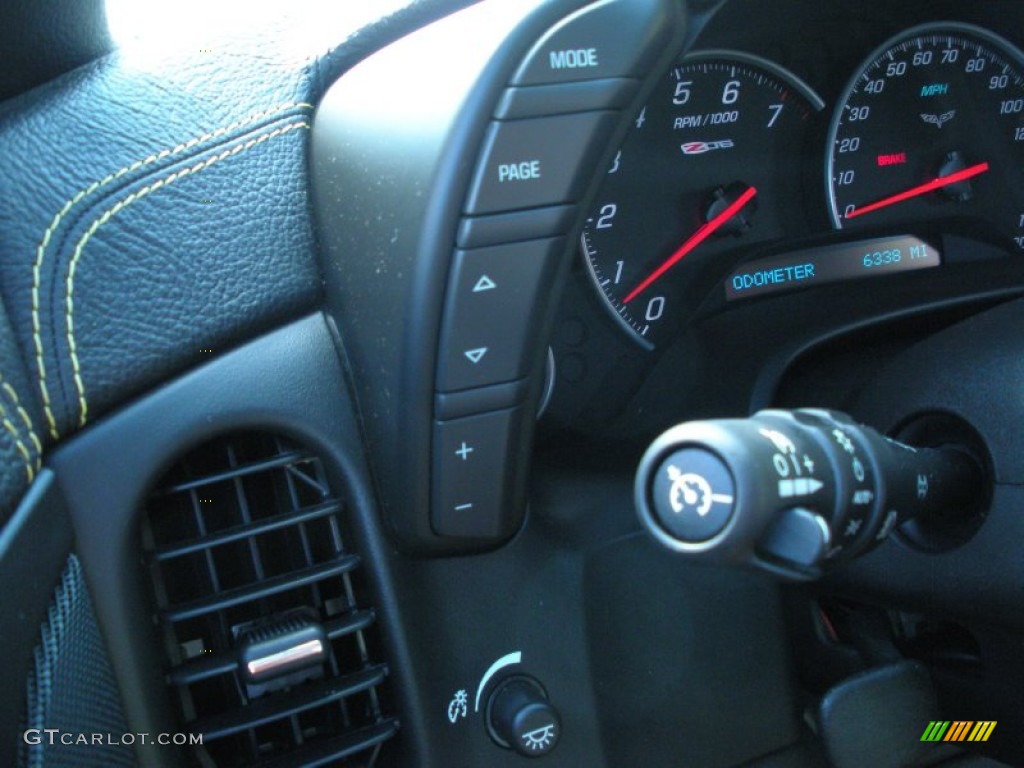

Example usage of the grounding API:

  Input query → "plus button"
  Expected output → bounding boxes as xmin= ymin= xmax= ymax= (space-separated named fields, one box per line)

xmin=455 ymin=442 xmax=474 ymax=461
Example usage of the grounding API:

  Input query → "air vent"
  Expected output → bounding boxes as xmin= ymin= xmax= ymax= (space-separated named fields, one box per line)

xmin=141 ymin=432 xmax=398 ymax=767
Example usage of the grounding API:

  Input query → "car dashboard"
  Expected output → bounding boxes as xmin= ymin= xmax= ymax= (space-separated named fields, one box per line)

xmin=545 ymin=0 xmax=1024 ymax=440
xmin=0 ymin=0 xmax=1022 ymax=767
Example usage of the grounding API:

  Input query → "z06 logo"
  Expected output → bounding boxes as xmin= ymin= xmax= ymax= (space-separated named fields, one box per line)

xmin=681 ymin=139 xmax=735 ymax=155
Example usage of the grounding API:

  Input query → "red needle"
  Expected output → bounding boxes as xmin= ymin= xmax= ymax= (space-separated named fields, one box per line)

xmin=624 ymin=185 xmax=758 ymax=305
xmin=845 ymin=161 xmax=990 ymax=220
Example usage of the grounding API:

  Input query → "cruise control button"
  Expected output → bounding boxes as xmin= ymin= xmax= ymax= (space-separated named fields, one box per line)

xmin=432 ymin=409 xmax=520 ymax=538
xmin=464 ymin=113 xmax=616 ymax=215
xmin=511 ymin=0 xmax=677 ymax=86
xmin=437 ymin=238 xmax=563 ymax=392
xmin=651 ymin=448 xmax=736 ymax=543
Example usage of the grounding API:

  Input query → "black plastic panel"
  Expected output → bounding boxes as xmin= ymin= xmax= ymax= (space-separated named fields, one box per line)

xmin=494 ymin=78 xmax=637 ymax=119
xmin=37 ymin=312 xmax=810 ymax=768
xmin=458 ymin=205 xmax=578 ymax=249
xmin=311 ymin=0 xmax=687 ymax=554
xmin=0 ymin=471 xmax=73 ymax=768
xmin=829 ymin=298 xmax=1024 ymax=628
xmin=373 ymin=454 xmax=804 ymax=766
xmin=47 ymin=315 xmax=428 ymax=768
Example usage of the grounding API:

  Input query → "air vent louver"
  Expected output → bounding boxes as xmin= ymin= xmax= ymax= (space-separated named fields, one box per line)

xmin=141 ymin=432 xmax=397 ymax=767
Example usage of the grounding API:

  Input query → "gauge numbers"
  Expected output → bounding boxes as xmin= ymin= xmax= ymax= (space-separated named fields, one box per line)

xmin=583 ymin=51 xmax=822 ymax=348
xmin=828 ymin=23 xmax=1024 ymax=251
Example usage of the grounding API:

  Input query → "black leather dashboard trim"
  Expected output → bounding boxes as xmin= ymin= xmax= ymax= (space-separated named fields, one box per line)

xmin=0 ymin=0 xmax=482 ymax=518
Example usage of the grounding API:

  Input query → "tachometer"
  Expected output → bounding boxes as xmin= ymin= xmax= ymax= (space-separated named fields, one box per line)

xmin=582 ymin=51 xmax=823 ymax=349
xmin=827 ymin=23 xmax=1024 ymax=249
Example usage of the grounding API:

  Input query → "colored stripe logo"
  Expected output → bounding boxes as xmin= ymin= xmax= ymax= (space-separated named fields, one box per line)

xmin=921 ymin=721 xmax=997 ymax=742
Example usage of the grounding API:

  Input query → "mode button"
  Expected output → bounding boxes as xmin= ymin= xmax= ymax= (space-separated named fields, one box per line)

xmin=511 ymin=0 xmax=677 ymax=86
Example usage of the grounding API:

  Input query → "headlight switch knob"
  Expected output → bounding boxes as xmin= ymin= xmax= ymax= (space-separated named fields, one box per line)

xmin=486 ymin=676 xmax=561 ymax=758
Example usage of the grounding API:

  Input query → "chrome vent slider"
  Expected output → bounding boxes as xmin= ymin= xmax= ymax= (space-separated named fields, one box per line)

xmin=141 ymin=432 xmax=398 ymax=766
xmin=238 ymin=610 xmax=329 ymax=685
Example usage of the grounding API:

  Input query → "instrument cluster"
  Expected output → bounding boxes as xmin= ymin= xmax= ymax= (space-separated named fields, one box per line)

xmin=577 ymin=3 xmax=1024 ymax=349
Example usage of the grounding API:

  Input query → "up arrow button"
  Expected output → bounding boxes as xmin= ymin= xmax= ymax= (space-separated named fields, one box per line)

xmin=473 ymin=275 xmax=497 ymax=292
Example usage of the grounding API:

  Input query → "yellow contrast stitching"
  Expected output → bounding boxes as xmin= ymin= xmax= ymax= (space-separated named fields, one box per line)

xmin=65 ymin=120 xmax=312 ymax=428
xmin=0 ymin=399 xmax=34 ymax=484
xmin=32 ymin=101 xmax=314 ymax=440
xmin=0 ymin=379 xmax=42 ymax=463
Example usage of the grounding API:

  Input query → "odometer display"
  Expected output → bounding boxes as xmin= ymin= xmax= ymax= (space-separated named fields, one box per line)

xmin=828 ymin=23 xmax=1024 ymax=249
xmin=725 ymin=235 xmax=941 ymax=301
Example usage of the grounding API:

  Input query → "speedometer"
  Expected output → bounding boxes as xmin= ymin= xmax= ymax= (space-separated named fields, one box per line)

xmin=827 ymin=23 xmax=1024 ymax=250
